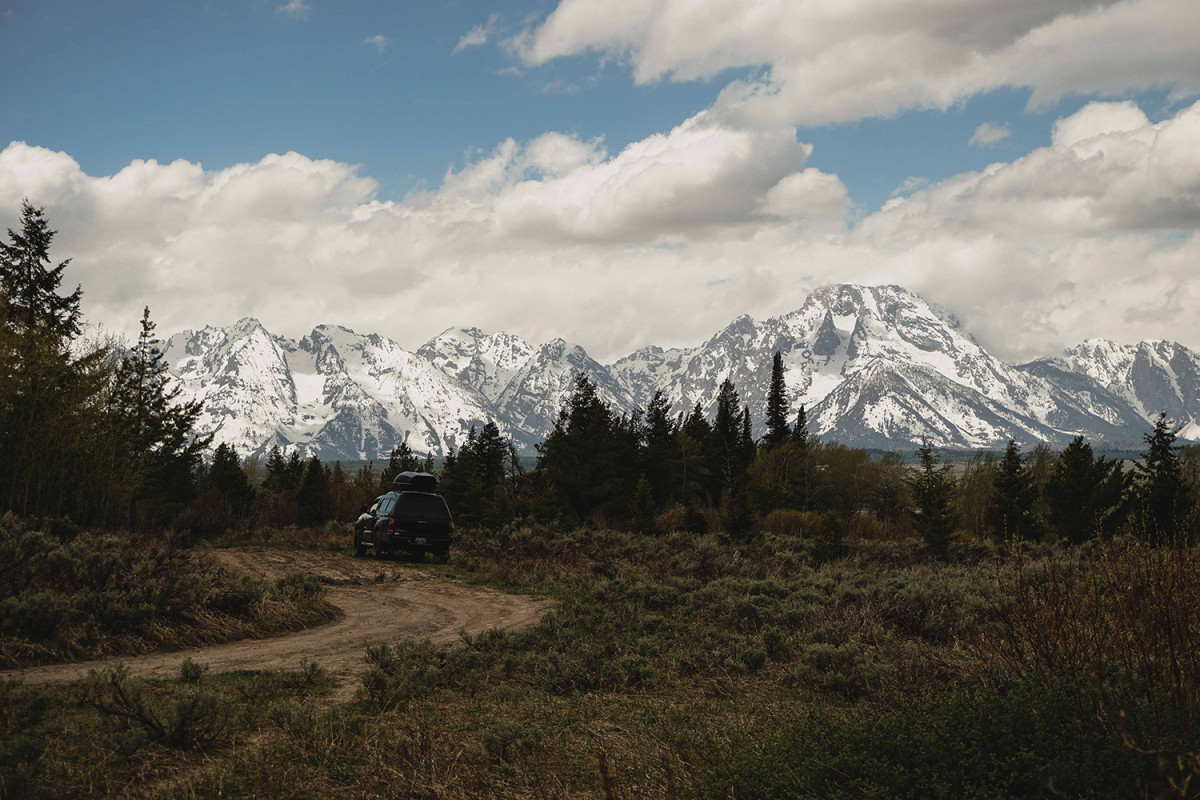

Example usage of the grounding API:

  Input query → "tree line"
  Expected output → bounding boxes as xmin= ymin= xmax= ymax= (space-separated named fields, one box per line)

xmin=0 ymin=201 xmax=207 ymax=528
xmin=3 ymin=201 xmax=1197 ymax=549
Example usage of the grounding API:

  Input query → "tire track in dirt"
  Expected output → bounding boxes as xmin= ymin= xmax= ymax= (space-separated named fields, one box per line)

xmin=3 ymin=547 xmax=547 ymax=701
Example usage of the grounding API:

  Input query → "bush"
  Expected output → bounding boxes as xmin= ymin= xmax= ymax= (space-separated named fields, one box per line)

xmin=0 ymin=515 xmax=336 ymax=667
xmin=759 ymin=509 xmax=817 ymax=537
xmin=82 ymin=663 xmax=231 ymax=749
xmin=696 ymin=681 xmax=1143 ymax=800
xmin=655 ymin=504 xmax=708 ymax=534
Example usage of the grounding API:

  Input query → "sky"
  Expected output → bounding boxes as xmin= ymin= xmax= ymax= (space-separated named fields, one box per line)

xmin=1 ymin=0 xmax=1199 ymax=364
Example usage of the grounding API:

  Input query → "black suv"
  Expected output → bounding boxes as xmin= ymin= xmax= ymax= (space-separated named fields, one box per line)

xmin=353 ymin=472 xmax=454 ymax=562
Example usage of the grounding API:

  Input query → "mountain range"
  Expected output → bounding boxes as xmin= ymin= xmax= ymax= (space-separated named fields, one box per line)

xmin=163 ymin=284 xmax=1200 ymax=460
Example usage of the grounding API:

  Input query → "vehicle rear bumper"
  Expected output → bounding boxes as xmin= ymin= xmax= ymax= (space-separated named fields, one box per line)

xmin=377 ymin=532 xmax=451 ymax=551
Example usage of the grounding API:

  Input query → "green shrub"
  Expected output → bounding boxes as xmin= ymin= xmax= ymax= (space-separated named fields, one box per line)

xmin=759 ymin=509 xmax=816 ymax=536
xmin=83 ymin=663 xmax=231 ymax=750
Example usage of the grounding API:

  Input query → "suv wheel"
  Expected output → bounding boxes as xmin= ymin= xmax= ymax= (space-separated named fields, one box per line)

xmin=353 ymin=530 xmax=366 ymax=557
xmin=432 ymin=549 xmax=450 ymax=564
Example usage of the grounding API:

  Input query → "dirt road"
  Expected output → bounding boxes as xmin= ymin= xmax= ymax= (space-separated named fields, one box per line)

xmin=3 ymin=547 xmax=547 ymax=700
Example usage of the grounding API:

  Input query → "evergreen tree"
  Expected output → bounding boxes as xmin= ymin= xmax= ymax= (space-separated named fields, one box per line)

xmin=0 ymin=201 xmax=101 ymax=516
xmin=284 ymin=450 xmax=304 ymax=492
xmin=764 ymin=351 xmax=791 ymax=449
xmin=711 ymin=379 xmax=744 ymax=494
xmin=1135 ymin=413 xmax=1191 ymax=544
xmin=474 ymin=421 xmax=509 ymax=492
xmin=263 ymin=446 xmax=288 ymax=493
xmin=297 ymin=455 xmax=331 ymax=526
xmin=110 ymin=306 xmax=208 ymax=524
xmin=0 ymin=200 xmax=81 ymax=339
xmin=989 ymin=439 xmax=1037 ymax=541
xmin=441 ymin=428 xmax=485 ymax=527
xmin=791 ymin=404 xmax=810 ymax=450
xmin=1045 ymin=436 xmax=1127 ymax=544
xmin=629 ymin=474 xmax=659 ymax=535
xmin=353 ymin=461 xmax=379 ymax=507
xmin=208 ymin=443 xmax=254 ymax=516
xmin=909 ymin=439 xmax=955 ymax=556
xmin=642 ymin=391 xmax=677 ymax=504
xmin=740 ymin=405 xmax=756 ymax=472
xmin=678 ymin=403 xmax=712 ymax=505
xmin=536 ymin=374 xmax=632 ymax=522
xmin=380 ymin=441 xmax=422 ymax=489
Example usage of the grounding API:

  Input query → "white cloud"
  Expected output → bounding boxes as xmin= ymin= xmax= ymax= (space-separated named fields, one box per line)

xmin=454 ymin=13 xmax=501 ymax=54
xmin=2 ymin=100 xmax=1199 ymax=363
xmin=969 ymin=122 xmax=1011 ymax=147
xmin=1051 ymin=100 xmax=1150 ymax=150
xmin=276 ymin=0 xmax=311 ymax=21
xmin=511 ymin=0 xmax=1200 ymax=127
xmin=363 ymin=34 xmax=389 ymax=53
xmin=890 ymin=177 xmax=929 ymax=198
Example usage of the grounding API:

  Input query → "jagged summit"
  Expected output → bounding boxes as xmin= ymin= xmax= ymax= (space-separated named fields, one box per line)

xmin=165 ymin=284 xmax=1199 ymax=458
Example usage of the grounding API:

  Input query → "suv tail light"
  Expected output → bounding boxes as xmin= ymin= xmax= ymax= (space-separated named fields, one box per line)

xmin=449 ymin=521 xmax=455 ymax=540
xmin=387 ymin=518 xmax=395 ymax=533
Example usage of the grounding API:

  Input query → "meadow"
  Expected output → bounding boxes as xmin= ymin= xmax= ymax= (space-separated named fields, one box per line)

xmin=2 ymin=518 xmax=1197 ymax=799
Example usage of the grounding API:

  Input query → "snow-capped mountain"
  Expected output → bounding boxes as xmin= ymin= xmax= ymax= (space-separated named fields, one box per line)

xmin=165 ymin=285 xmax=1198 ymax=459
xmin=1024 ymin=338 xmax=1200 ymax=441
xmin=166 ymin=322 xmax=506 ymax=459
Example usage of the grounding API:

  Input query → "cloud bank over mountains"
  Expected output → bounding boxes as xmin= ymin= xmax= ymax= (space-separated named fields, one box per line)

xmin=0 ymin=0 xmax=1197 ymax=365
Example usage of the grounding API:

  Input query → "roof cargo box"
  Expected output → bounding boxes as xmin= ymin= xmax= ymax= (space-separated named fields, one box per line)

xmin=392 ymin=471 xmax=438 ymax=493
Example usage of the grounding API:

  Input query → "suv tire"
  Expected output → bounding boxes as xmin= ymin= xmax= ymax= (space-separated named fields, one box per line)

xmin=353 ymin=530 xmax=367 ymax=557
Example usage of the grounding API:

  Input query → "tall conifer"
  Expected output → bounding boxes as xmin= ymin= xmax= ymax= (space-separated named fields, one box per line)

xmin=764 ymin=351 xmax=791 ymax=449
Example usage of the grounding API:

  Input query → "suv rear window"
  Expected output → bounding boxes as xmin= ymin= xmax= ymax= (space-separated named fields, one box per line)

xmin=393 ymin=493 xmax=450 ymax=519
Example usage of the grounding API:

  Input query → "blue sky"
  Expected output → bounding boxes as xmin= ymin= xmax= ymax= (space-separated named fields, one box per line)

xmin=1 ymin=0 xmax=1199 ymax=361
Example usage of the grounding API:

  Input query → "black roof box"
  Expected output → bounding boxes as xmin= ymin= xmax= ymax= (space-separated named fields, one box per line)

xmin=392 ymin=471 xmax=437 ymax=492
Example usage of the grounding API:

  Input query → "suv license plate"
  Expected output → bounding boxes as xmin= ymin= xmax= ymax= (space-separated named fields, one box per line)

xmin=415 ymin=537 xmax=426 ymax=545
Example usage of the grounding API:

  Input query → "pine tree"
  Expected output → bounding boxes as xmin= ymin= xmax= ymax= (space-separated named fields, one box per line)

xmin=263 ymin=446 xmax=288 ymax=493
xmin=1136 ymin=413 xmax=1190 ymax=544
xmin=297 ymin=455 xmax=331 ymax=526
xmin=764 ymin=351 xmax=791 ymax=450
xmin=989 ymin=439 xmax=1037 ymax=541
xmin=740 ymin=405 xmax=756 ymax=472
xmin=0 ymin=201 xmax=100 ymax=516
xmin=0 ymin=200 xmax=82 ymax=339
xmin=791 ymin=404 xmax=810 ymax=450
xmin=1045 ymin=436 xmax=1127 ymax=544
xmin=110 ymin=306 xmax=208 ymax=524
xmin=474 ymin=421 xmax=509 ymax=492
xmin=284 ymin=450 xmax=304 ymax=493
xmin=353 ymin=461 xmax=379 ymax=508
xmin=642 ymin=391 xmax=677 ymax=503
xmin=209 ymin=443 xmax=254 ymax=515
xmin=380 ymin=441 xmax=422 ymax=489
xmin=629 ymin=474 xmax=659 ymax=535
xmin=711 ymin=379 xmax=744 ymax=493
xmin=909 ymin=439 xmax=955 ymax=556
xmin=535 ymin=374 xmax=630 ymax=521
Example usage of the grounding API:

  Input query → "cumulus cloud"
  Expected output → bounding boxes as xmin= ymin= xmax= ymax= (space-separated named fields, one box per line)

xmin=857 ymin=99 xmax=1200 ymax=359
xmin=455 ymin=13 xmax=501 ymax=54
xmin=363 ymin=35 xmax=389 ymax=53
xmin=276 ymin=0 xmax=311 ymax=21
xmin=511 ymin=0 xmax=1200 ymax=127
xmin=2 ymin=100 xmax=1198 ymax=363
xmin=969 ymin=122 xmax=1011 ymax=147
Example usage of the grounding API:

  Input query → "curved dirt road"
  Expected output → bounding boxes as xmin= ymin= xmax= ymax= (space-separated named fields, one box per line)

xmin=3 ymin=547 xmax=547 ymax=700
